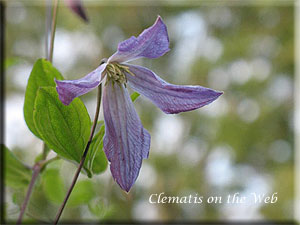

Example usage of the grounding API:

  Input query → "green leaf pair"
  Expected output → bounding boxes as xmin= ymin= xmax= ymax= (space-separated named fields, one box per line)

xmin=23 ymin=59 xmax=107 ymax=177
xmin=24 ymin=58 xmax=63 ymax=139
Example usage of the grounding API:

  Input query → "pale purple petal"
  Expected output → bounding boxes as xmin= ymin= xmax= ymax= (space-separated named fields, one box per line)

xmin=55 ymin=63 xmax=107 ymax=105
xmin=64 ymin=0 xmax=88 ymax=22
xmin=126 ymin=65 xmax=223 ymax=114
xmin=108 ymin=16 xmax=170 ymax=63
xmin=103 ymin=81 xmax=150 ymax=192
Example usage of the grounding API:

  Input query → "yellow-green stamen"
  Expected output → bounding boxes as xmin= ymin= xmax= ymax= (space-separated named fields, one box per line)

xmin=105 ymin=63 xmax=135 ymax=86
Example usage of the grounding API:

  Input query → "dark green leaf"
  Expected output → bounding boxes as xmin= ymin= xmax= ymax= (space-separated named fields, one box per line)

xmin=130 ymin=92 xmax=140 ymax=102
xmin=68 ymin=180 xmax=94 ymax=206
xmin=33 ymin=87 xmax=92 ymax=175
xmin=24 ymin=58 xmax=64 ymax=138
xmin=3 ymin=145 xmax=32 ymax=188
xmin=86 ymin=125 xmax=108 ymax=175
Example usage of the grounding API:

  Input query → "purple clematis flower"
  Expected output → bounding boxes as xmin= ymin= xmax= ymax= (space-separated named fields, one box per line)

xmin=55 ymin=16 xmax=222 ymax=192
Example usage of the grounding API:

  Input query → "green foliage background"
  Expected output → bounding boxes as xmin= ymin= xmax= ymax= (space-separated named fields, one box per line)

xmin=4 ymin=0 xmax=294 ymax=222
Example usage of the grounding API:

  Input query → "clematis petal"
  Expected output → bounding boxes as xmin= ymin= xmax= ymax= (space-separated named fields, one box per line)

xmin=55 ymin=63 xmax=107 ymax=105
xmin=126 ymin=65 xmax=223 ymax=114
xmin=64 ymin=0 xmax=89 ymax=22
xmin=108 ymin=16 xmax=170 ymax=63
xmin=103 ymin=81 xmax=151 ymax=192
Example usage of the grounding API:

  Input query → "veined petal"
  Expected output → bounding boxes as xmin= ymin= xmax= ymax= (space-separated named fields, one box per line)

xmin=64 ymin=0 xmax=89 ymax=22
xmin=103 ymin=81 xmax=150 ymax=192
xmin=55 ymin=63 xmax=107 ymax=105
xmin=108 ymin=16 xmax=170 ymax=63
xmin=126 ymin=65 xmax=223 ymax=114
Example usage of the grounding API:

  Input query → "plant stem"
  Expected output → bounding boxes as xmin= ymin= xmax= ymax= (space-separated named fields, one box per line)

xmin=16 ymin=164 xmax=41 ymax=224
xmin=42 ymin=142 xmax=50 ymax=160
xmin=45 ymin=0 xmax=51 ymax=60
xmin=44 ymin=0 xmax=57 ymax=160
xmin=49 ymin=0 xmax=58 ymax=63
xmin=16 ymin=1 xmax=59 ymax=223
xmin=16 ymin=155 xmax=59 ymax=224
xmin=54 ymin=84 xmax=103 ymax=224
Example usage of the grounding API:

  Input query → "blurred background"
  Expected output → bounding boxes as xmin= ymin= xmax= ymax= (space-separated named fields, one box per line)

xmin=4 ymin=0 xmax=295 ymax=222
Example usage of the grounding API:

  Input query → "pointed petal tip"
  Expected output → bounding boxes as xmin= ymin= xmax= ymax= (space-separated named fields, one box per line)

xmin=199 ymin=88 xmax=224 ymax=106
xmin=155 ymin=15 xmax=170 ymax=43
xmin=54 ymin=64 xmax=106 ymax=106
xmin=55 ymin=84 xmax=72 ymax=106
xmin=214 ymin=90 xmax=224 ymax=99
xmin=215 ymin=90 xmax=224 ymax=97
xmin=108 ymin=15 xmax=170 ymax=63
xmin=110 ymin=166 xmax=135 ymax=192
xmin=55 ymin=79 xmax=74 ymax=105
xmin=126 ymin=65 xmax=223 ymax=114
xmin=103 ymin=82 xmax=150 ymax=192
xmin=54 ymin=78 xmax=64 ymax=87
xmin=122 ymin=183 xmax=133 ymax=193
xmin=156 ymin=15 xmax=163 ymax=23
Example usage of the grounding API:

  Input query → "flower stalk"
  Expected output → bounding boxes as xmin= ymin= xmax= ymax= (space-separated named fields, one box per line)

xmin=54 ymin=83 xmax=103 ymax=224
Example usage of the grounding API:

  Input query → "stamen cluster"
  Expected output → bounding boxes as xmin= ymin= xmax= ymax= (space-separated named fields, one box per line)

xmin=105 ymin=63 xmax=134 ymax=85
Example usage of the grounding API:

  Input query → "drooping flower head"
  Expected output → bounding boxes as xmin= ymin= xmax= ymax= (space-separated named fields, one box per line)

xmin=64 ymin=0 xmax=88 ymax=22
xmin=55 ymin=16 xmax=222 ymax=192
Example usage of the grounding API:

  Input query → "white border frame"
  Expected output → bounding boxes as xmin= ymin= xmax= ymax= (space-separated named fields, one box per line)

xmin=5 ymin=0 xmax=299 ymax=223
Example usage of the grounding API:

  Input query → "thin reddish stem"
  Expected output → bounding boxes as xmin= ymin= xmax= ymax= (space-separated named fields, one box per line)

xmin=54 ymin=84 xmax=102 ymax=224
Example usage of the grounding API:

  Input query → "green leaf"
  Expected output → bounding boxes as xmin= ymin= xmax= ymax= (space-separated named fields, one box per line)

xmin=24 ymin=58 xmax=64 ymax=139
xmin=68 ymin=180 xmax=94 ymax=207
xmin=130 ymin=92 xmax=140 ymax=102
xmin=86 ymin=125 xmax=108 ymax=175
xmin=42 ymin=168 xmax=65 ymax=204
xmin=91 ymin=142 xmax=108 ymax=174
xmin=33 ymin=87 xmax=92 ymax=175
xmin=3 ymin=145 xmax=32 ymax=188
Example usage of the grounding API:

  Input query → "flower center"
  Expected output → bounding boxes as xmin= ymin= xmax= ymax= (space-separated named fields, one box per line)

xmin=105 ymin=63 xmax=134 ymax=85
